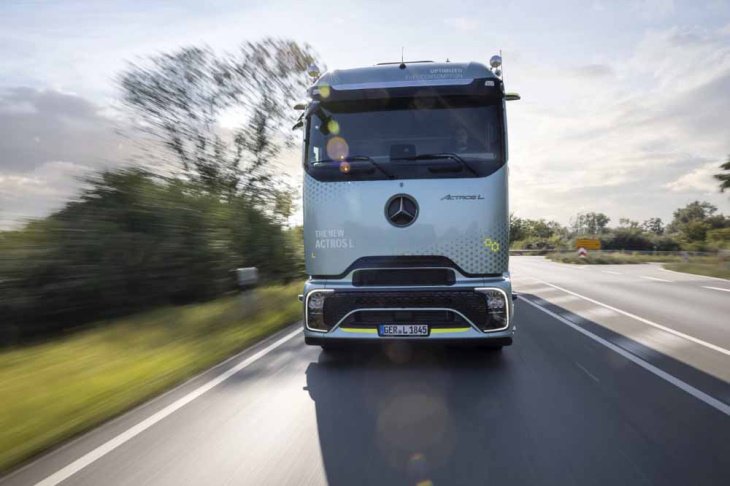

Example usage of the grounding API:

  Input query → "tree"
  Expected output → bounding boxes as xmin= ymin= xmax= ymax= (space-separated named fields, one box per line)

xmin=1 ymin=167 xmax=305 ymax=341
xmin=671 ymin=201 xmax=717 ymax=225
xmin=641 ymin=217 xmax=664 ymax=235
xmin=715 ymin=155 xmax=730 ymax=193
xmin=571 ymin=212 xmax=610 ymax=235
xmin=119 ymin=39 xmax=319 ymax=202
xmin=667 ymin=201 xmax=729 ymax=242
xmin=509 ymin=213 xmax=527 ymax=243
xmin=618 ymin=218 xmax=640 ymax=230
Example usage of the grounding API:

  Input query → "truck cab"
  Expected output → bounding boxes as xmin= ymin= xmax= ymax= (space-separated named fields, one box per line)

xmin=298 ymin=59 xmax=517 ymax=349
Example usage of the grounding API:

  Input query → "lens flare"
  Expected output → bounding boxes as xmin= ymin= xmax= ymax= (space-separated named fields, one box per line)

xmin=318 ymin=84 xmax=331 ymax=99
xmin=326 ymin=119 xmax=340 ymax=135
xmin=339 ymin=161 xmax=351 ymax=173
xmin=326 ymin=136 xmax=349 ymax=160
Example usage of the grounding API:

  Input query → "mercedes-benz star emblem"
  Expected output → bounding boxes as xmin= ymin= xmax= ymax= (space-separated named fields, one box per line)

xmin=385 ymin=194 xmax=419 ymax=227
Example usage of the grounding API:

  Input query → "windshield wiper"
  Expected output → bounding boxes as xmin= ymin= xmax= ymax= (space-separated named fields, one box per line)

xmin=391 ymin=153 xmax=479 ymax=177
xmin=312 ymin=155 xmax=395 ymax=179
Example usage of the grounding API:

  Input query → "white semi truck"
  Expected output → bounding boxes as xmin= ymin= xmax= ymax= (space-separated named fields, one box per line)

xmin=296 ymin=57 xmax=519 ymax=350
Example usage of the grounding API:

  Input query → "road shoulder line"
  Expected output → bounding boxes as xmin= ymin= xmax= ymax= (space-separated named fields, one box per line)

xmin=703 ymin=286 xmax=730 ymax=293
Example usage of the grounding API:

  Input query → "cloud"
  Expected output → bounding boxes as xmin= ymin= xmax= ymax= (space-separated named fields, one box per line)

xmin=633 ymin=0 xmax=675 ymax=21
xmin=569 ymin=64 xmax=615 ymax=79
xmin=665 ymin=160 xmax=724 ymax=193
xmin=0 ymin=87 xmax=134 ymax=228
xmin=0 ymin=87 xmax=132 ymax=174
xmin=507 ymin=23 xmax=730 ymax=223
xmin=444 ymin=17 xmax=478 ymax=32
xmin=0 ymin=160 xmax=89 ymax=228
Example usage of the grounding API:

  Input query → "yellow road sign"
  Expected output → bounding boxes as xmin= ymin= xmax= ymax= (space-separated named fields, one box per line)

xmin=575 ymin=238 xmax=601 ymax=250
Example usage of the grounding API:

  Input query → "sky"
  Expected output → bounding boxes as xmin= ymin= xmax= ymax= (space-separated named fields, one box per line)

xmin=1 ymin=0 xmax=729 ymax=229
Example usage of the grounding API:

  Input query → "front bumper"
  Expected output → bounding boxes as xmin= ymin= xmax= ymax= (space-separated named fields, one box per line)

xmin=301 ymin=276 xmax=516 ymax=345
xmin=304 ymin=328 xmax=514 ymax=347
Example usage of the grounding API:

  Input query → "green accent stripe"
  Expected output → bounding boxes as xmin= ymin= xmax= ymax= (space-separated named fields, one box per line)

xmin=339 ymin=327 xmax=378 ymax=334
xmin=339 ymin=327 xmax=471 ymax=335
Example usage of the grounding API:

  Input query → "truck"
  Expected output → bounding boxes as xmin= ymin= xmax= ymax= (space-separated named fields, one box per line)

xmin=296 ymin=56 xmax=519 ymax=350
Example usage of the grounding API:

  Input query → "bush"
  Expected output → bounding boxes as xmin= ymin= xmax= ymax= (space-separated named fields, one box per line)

xmin=599 ymin=229 xmax=654 ymax=251
xmin=649 ymin=235 xmax=682 ymax=251
xmin=707 ymin=228 xmax=730 ymax=249
xmin=0 ymin=168 xmax=303 ymax=342
xmin=511 ymin=235 xmax=570 ymax=251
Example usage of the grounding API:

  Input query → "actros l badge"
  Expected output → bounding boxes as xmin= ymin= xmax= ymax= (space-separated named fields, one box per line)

xmin=441 ymin=194 xmax=485 ymax=200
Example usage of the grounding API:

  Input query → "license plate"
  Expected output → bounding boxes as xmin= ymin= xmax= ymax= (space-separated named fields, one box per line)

xmin=379 ymin=324 xmax=429 ymax=337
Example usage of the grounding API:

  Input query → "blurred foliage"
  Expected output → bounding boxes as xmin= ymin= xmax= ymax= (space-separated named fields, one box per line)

xmin=1 ymin=39 xmax=319 ymax=344
xmin=0 ymin=169 xmax=304 ymax=343
xmin=119 ymin=39 xmax=318 ymax=199
xmin=715 ymin=155 xmax=730 ymax=193
xmin=0 ymin=281 xmax=303 ymax=472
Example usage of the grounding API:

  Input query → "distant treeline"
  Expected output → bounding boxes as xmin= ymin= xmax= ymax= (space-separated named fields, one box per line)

xmin=510 ymin=201 xmax=730 ymax=252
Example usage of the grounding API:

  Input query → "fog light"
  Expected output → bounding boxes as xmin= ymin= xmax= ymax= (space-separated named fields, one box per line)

xmin=306 ymin=290 xmax=333 ymax=332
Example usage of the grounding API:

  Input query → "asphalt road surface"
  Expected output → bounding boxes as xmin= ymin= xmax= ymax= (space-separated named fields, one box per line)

xmin=3 ymin=256 xmax=730 ymax=486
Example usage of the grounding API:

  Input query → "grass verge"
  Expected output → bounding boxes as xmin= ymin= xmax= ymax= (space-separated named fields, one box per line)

xmin=0 ymin=281 xmax=303 ymax=473
xmin=546 ymin=252 xmax=682 ymax=264
xmin=663 ymin=262 xmax=730 ymax=280
xmin=546 ymin=252 xmax=730 ymax=279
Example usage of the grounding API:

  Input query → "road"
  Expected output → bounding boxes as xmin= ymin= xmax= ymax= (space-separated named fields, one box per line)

xmin=3 ymin=256 xmax=730 ymax=486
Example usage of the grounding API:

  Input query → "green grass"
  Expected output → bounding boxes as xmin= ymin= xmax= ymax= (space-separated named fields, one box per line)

xmin=546 ymin=252 xmax=682 ymax=265
xmin=0 ymin=281 xmax=303 ymax=473
xmin=663 ymin=262 xmax=730 ymax=280
xmin=546 ymin=252 xmax=730 ymax=279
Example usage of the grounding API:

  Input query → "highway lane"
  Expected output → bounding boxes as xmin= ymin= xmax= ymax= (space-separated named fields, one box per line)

xmin=511 ymin=257 xmax=730 ymax=347
xmin=3 ymin=263 xmax=730 ymax=485
xmin=510 ymin=256 xmax=730 ymax=386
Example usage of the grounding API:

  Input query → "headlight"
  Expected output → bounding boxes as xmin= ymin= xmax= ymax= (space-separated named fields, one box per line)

xmin=305 ymin=290 xmax=333 ymax=332
xmin=476 ymin=288 xmax=509 ymax=331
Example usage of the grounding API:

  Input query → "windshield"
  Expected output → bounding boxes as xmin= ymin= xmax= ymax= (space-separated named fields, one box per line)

xmin=305 ymin=97 xmax=504 ymax=181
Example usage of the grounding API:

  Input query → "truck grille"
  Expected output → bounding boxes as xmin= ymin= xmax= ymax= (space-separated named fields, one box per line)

xmin=323 ymin=290 xmax=489 ymax=329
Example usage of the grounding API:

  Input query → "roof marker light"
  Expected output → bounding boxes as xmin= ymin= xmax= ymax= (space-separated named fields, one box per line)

xmin=307 ymin=64 xmax=321 ymax=79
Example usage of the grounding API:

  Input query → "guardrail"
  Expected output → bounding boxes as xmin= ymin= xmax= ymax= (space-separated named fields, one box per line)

xmin=509 ymin=249 xmax=721 ymax=257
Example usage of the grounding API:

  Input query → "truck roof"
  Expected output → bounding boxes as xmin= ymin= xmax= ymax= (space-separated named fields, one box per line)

xmin=313 ymin=62 xmax=498 ymax=91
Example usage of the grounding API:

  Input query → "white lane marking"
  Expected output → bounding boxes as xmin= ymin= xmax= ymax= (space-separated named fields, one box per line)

xmin=575 ymin=362 xmax=600 ymax=382
xmin=703 ymin=286 xmax=730 ymax=293
xmin=526 ymin=277 xmax=730 ymax=358
xmin=659 ymin=267 xmax=730 ymax=282
xmin=580 ymin=307 xmax=619 ymax=319
xmin=34 ymin=328 xmax=303 ymax=486
xmin=641 ymin=276 xmax=673 ymax=283
xmin=544 ymin=294 xmax=582 ymax=305
xmin=521 ymin=297 xmax=730 ymax=417
xmin=602 ymin=271 xmax=621 ymax=275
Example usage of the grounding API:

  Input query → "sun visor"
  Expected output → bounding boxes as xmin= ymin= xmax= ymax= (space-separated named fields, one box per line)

xmin=309 ymin=78 xmax=503 ymax=103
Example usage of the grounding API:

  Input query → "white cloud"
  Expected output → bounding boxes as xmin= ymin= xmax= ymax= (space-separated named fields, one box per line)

xmin=0 ymin=161 xmax=89 ymax=228
xmin=507 ymin=23 xmax=730 ymax=223
xmin=665 ymin=161 xmax=723 ymax=193
xmin=633 ymin=0 xmax=675 ymax=21
xmin=444 ymin=17 xmax=479 ymax=32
